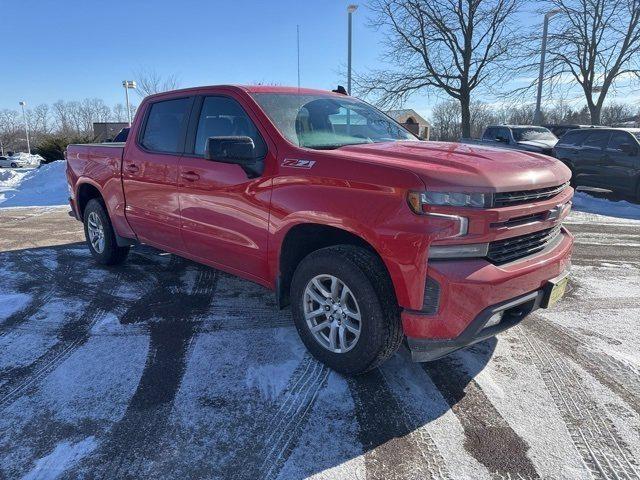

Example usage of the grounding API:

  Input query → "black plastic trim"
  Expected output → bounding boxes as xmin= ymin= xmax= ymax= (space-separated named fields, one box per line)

xmin=407 ymin=289 xmax=544 ymax=362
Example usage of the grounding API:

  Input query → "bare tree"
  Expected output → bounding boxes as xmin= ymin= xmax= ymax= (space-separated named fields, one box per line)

xmin=359 ymin=0 xmax=521 ymax=137
xmin=534 ymin=0 xmax=640 ymax=124
xmin=601 ymin=102 xmax=637 ymax=125
xmin=133 ymin=68 xmax=180 ymax=98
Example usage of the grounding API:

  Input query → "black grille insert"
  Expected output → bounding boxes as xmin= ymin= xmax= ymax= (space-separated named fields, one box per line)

xmin=422 ymin=277 xmax=441 ymax=314
xmin=493 ymin=182 xmax=568 ymax=207
xmin=487 ymin=226 xmax=562 ymax=265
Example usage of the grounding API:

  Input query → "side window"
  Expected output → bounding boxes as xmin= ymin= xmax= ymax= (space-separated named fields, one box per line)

xmin=140 ymin=98 xmax=191 ymax=153
xmin=194 ymin=96 xmax=267 ymax=158
xmin=497 ymin=127 xmax=510 ymax=141
xmin=483 ymin=127 xmax=496 ymax=140
xmin=582 ymin=131 xmax=610 ymax=149
xmin=607 ymin=132 xmax=632 ymax=151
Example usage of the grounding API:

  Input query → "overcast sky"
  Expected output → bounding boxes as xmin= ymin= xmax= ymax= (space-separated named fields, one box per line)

xmin=1 ymin=0 xmax=638 ymax=119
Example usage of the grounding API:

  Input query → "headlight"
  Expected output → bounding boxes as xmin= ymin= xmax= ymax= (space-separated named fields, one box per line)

xmin=408 ymin=191 xmax=490 ymax=211
xmin=428 ymin=243 xmax=488 ymax=259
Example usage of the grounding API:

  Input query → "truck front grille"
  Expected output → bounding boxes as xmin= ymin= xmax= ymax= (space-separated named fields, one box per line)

xmin=493 ymin=182 xmax=568 ymax=207
xmin=487 ymin=226 xmax=562 ymax=265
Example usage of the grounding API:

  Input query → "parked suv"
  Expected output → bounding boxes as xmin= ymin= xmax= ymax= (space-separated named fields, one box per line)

xmin=543 ymin=124 xmax=604 ymax=139
xmin=480 ymin=125 xmax=558 ymax=155
xmin=553 ymin=128 xmax=640 ymax=200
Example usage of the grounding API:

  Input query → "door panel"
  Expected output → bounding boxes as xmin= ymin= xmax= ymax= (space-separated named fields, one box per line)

xmin=122 ymin=96 xmax=192 ymax=252
xmin=604 ymin=131 xmax=638 ymax=192
xmin=178 ymin=94 xmax=272 ymax=280
xmin=575 ymin=131 xmax=610 ymax=187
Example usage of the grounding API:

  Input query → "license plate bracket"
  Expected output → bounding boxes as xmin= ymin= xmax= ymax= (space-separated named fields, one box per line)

xmin=541 ymin=273 xmax=569 ymax=309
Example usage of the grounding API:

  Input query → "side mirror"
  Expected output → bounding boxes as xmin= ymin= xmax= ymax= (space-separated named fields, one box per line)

xmin=204 ymin=136 xmax=264 ymax=178
xmin=619 ymin=143 xmax=636 ymax=155
xmin=205 ymin=136 xmax=255 ymax=162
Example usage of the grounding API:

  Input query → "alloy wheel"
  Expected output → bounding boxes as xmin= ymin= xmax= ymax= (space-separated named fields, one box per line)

xmin=87 ymin=211 xmax=105 ymax=254
xmin=303 ymin=274 xmax=362 ymax=353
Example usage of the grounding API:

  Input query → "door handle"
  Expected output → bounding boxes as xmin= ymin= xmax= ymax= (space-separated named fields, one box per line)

xmin=125 ymin=164 xmax=139 ymax=173
xmin=181 ymin=171 xmax=200 ymax=182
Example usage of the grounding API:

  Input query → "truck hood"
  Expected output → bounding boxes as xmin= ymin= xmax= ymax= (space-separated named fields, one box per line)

xmin=336 ymin=141 xmax=571 ymax=192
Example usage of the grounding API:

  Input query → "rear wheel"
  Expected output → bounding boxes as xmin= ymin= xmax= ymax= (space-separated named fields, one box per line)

xmin=83 ymin=199 xmax=130 ymax=265
xmin=290 ymin=245 xmax=402 ymax=375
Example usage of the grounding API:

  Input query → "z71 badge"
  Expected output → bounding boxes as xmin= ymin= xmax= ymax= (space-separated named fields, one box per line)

xmin=281 ymin=159 xmax=316 ymax=169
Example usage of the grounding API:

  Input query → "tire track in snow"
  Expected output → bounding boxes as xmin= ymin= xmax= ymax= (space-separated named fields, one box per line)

xmin=0 ymin=249 xmax=74 ymax=336
xmin=422 ymin=359 xmax=539 ymax=480
xmin=523 ymin=318 xmax=640 ymax=417
xmin=74 ymin=261 xmax=218 ymax=478
xmin=519 ymin=326 xmax=640 ymax=479
xmin=223 ymin=354 xmax=330 ymax=480
xmin=349 ymin=368 xmax=452 ymax=480
xmin=0 ymin=261 xmax=124 ymax=409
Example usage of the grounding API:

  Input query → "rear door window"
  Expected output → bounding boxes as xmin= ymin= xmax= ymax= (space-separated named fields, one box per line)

xmin=140 ymin=98 xmax=192 ymax=153
xmin=607 ymin=131 xmax=633 ymax=151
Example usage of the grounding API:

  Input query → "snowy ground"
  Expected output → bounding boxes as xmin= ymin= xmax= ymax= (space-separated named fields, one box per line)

xmin=0 ymin=205 xmax=639 ymax=479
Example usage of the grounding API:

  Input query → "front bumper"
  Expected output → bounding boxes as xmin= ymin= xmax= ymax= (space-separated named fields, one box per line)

xmin=403 ymin=228 xmax=573 ymax=361
xmin=407 ymin=289 xmax=543 ymax=361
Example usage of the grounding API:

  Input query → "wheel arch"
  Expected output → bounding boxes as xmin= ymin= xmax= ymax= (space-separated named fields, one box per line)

xmin=76 ymin=181 xmax=104 ymax=219
xmin=276 ymin=222 xmax=397 ymax=309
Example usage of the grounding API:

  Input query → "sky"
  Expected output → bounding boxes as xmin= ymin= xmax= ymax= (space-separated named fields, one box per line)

xmin=1 ymin=0 xmax=384 ymax=109
xmin=1 ymin=0 xmax=637 ymax=120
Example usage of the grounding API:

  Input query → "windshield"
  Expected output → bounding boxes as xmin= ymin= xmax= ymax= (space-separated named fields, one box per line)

xmin=511 ymin=127 xmax=557 ymax=142
xmin=251 ymin=93 xmax=417 ymax=149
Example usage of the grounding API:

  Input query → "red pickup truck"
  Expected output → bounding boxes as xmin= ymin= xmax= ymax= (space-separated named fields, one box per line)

xmin=66 ymin=85 xmax=573 ymax=374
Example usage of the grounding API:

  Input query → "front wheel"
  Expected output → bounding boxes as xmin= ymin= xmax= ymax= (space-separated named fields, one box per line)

xmin=290 ymin=245 xmax=402 ymax=375
xmin=10 ymin=162 xmax=17 ymax=168
xmin=83 ymin=198 xmax=130 ymax=265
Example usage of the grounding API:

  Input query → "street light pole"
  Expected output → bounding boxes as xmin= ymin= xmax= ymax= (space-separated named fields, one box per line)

xmin=19 ymin=101 xmax=31 ymax=155
xmin=533 ymin=10 xmax=562 ymax=125
xmin=347 ymin=4 xmax=358 ymax=95
xmin=122 ymin=80 xmax=137 ymax=127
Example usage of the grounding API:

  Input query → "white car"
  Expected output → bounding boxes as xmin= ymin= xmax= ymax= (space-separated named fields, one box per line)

xmin=0 ymin=154 xmax=35 ymax=168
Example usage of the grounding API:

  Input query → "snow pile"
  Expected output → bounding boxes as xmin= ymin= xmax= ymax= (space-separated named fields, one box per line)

xmin=572 ymin=191 xmax=640 ymax=220
xmin=0 ymin=160 xmax=67 ymax=208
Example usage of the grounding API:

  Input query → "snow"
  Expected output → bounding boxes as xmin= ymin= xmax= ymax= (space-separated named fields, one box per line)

xmin=0 ymin=161 xmax=67 ymax=208
xmin=572 ymin=190 xmax=640 ymax=220
xmin=21 ymin=437 xmax=97 ymax=480
xmin=0 ymin=293 xmax=32 ymax=319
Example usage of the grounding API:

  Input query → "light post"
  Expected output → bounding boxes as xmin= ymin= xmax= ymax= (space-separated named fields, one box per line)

xmin=347 ymin=4 xmax=358 ymax=95
xmin=533 ymin=9 xmax=562 ymax=125
xmin=18 ymin=101 xmax=31 ymax=155
xmin=122 ymin=80 xmax=137 ymax=126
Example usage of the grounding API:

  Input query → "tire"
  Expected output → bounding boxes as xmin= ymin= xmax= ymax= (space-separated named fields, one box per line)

xmin=290 ymin=245 xmax=403 ymax=375
xmin=83 ymin=198 xmax=130 ymax=265
xmin=10 ymin=162 xmax=17 ymax=168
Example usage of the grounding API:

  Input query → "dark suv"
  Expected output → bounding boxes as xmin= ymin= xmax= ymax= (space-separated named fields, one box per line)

xmin=553 ymin=128 xmax=640 ymax=200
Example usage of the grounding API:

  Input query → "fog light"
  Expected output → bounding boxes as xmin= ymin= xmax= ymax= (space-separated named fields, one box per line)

xmin=485 ymin=311 xmax=504 ymax=328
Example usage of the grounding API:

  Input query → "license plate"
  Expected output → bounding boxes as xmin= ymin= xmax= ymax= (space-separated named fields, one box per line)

xmin=542 ymin=275 xmax=569 ymax=308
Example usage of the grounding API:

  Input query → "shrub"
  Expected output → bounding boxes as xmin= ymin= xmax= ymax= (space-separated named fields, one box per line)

xmin=35 ymin=133 xmax=94 ymax=163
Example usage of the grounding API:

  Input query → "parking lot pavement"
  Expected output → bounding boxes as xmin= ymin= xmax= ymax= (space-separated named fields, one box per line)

xmin=1 ymin=207 xmax=639 ymax=479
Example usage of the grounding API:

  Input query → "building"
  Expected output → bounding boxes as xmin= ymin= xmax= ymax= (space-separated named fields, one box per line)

xmin=386 ymin=109 xmax=430 ymax=140
xmin=93 ymin=122 xmax=129 ymax=142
